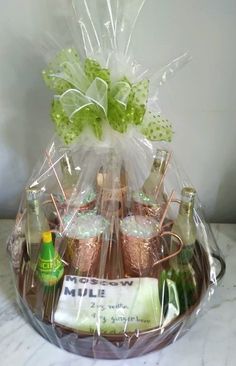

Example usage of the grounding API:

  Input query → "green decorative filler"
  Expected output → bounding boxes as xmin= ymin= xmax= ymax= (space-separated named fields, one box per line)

xmin=36 ymin=231 xmax=64 ymax=286
xmin=42 ymin=48 xmax=173 ymax=144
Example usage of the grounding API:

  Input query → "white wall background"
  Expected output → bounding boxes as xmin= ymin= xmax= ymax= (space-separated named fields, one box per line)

xmin=0 ymin=0 xmax=235 ymax=222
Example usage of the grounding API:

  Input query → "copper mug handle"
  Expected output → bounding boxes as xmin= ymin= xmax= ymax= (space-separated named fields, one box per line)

xmin=158 ymin=198 xmax=181 ymax=231
xmin=152 ymin=231 xmax=183 ymax=268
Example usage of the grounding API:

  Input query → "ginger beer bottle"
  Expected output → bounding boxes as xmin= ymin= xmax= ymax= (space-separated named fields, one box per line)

xmin=168 ymin=187 xmax=198 ymax=313
xmin=172 ymin=187 xmax=197 ymax=264
xmin=60 ymin=149 xmax=78 ymax=197
xmin=25 ymin=188 xmax=50 ymax=270
xmin=143 ymin=149 xmax=168 ymax=200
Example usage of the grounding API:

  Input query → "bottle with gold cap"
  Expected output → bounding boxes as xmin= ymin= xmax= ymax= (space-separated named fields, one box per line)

xmin=166 ymin=187 xmax=198 ymax=313
xmin=36 ymin=231 xmax=64 ymax=287
xmin=132 ymin=150 xmax=168 ymax=220
xmin=143 ymin=149 xmax=168 ymax=202
xmin=171 ymin=187 xmax=197 ymax=264
xmin=25 ymin=188 xmax=50 ymax=270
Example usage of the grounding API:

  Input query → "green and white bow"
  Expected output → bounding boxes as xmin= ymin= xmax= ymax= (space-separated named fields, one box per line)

xmin=43 ymin=48 xmax=173 ymax=145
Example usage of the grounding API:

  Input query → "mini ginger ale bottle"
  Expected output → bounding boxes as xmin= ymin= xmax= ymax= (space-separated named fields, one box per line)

xmin=60 ymin=149 xmax=78 ymax=197
xmin=172 ymin=187 xmax=197 ymax=264
xmin=169 ymin=187 xmax=198 ymax=313
xmin=25 ymin=188 xmax=50 ymax=270
xmin=143 ymin=149 xmax=168 ymax=202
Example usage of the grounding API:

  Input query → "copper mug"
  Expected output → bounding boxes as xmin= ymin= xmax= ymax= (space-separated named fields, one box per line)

xmin=132 ymin=201 xmax=164 ymax=221
xmin=42 ymin=193 xmax=96 ymax=231
xmin=66 ymin=235 xmax=102 ymax=276
xmin=120 ymin=215 xmax=183 ymax=277
xmin=64 ymin=214 xmax=108 ymax=276
xmin=132 ymin=192 xmax=165 ymax=221
xmin=99 ymin=186 xmax=127 ymax=220
xmin=64 ymin=189 xmax=97 ymax=214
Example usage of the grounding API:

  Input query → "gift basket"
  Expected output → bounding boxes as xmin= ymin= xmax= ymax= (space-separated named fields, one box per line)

xmin=7 ymin=0 xmax=225 ymax=359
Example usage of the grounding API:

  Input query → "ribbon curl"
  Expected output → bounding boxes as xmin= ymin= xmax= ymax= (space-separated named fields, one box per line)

xmin=43 ymin=48 xmax=173 ymax=144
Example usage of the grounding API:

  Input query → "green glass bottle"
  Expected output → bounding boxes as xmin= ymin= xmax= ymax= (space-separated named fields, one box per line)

xmin=172 ymin=187 xmax=197 ymax=264
xmin=169 ymin=187 xmax=198 ymax=313
xmin=36 ymin=231 xmax=64 ymax=286
xmin=25 ymin=188 xmax=50 ymax=270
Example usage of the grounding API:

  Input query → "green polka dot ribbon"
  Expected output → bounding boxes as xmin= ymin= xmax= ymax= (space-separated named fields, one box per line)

xmin=43 ymin=48 xmax=173 ymax=144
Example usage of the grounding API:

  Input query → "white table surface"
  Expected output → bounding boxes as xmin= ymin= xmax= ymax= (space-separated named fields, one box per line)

xmin=0 ymin=220 xmax=234 ymax=366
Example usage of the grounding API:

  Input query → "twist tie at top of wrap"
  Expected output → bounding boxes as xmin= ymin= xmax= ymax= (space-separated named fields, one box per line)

xmin=43 ymin=48 xmax=173 ymax=145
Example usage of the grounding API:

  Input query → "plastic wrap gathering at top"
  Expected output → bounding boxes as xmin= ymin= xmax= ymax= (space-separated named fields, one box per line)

xmin=7 ymin=0 xmax=225 ymax=360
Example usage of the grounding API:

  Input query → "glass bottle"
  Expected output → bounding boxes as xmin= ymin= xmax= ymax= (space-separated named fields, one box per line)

xmin=172 ymin=187 xmax=197 ymax=264
xmin=99 ymin=151 xmax=127 ymax=220
xmin=98 ymin=151 xmax=126 ymax=279
xmin=168 ymin=187 xmax=198 ymax=313
xmin=132 ymin=149 xmax=168 ymax=220
xmin=143 ymin=149 xmax=168 ymax=200
xmin=60 ymin=149 xmax=78 ymax=197
xmin=60 ymin=149 xmax=98 ymax=215
xmin=25 ymin=188 xmax=50 ymax=270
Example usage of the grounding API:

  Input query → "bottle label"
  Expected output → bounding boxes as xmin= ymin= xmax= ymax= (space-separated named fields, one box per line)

xmin=37 ymin=254 xmax=64 ymax=286
xmin=54 ymin=275 xmax=179 ymax=334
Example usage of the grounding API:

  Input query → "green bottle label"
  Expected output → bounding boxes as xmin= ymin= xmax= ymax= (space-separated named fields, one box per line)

xmin=36 ymin=233 xmax=64 ymax=286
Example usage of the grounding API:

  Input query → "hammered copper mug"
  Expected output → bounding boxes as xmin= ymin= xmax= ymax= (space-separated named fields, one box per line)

xmin=120 ymin=215 xmax=183 ymax=277
xmin=66 ymin=236 xmax=102 ymax=276
xmin=132 ymin=192 xmax=166 ymax=221
xmin=64 ymin=213 xmax=108 ymax=276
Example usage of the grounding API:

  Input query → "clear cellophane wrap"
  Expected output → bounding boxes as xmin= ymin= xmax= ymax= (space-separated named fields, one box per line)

xmin=7 ymin=0 xmax=225 ymax=359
